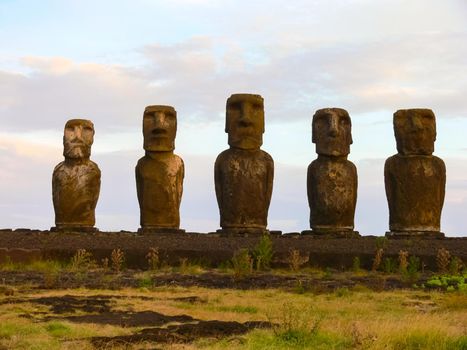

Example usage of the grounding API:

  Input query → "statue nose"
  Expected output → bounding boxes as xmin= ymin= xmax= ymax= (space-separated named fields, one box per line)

xmin=411 ymin=116 xmax=423 ymax=130
xmin=154 ymin=112 xmax=168 ymax=128
xmin=73 ymin=126 xmax=83 ymax=140
xmin=328 ymin=117 xmax=339 ymax=136
xmin=239 ymin=105 xmax=253 ymax=126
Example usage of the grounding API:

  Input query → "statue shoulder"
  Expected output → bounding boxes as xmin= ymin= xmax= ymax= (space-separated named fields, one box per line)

xmin=215 ymin=149 xmax=232 ymax=164
xmin=259 ymin=149 xmax=274 ymax=164
xmin=89 ymin=160 xmax=100 ymax=170
xmin=384 ymin=154 xmax=399 ymax=169
xmin=53 ymin=161 xmax=65 ymax=174
xmin=172 ymin=153 xmax=184 ymax=167
xmin=431 ymin=155 xmax=446 ymax=174
xmin=88 ymin=160 xmax=101 ymax=176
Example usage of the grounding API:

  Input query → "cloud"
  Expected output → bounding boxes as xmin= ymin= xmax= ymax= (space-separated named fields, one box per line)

xmin=0 ymin=59 xmax=153 ymax=133
xmin=2 ymin=23 xmax=466 ymax=136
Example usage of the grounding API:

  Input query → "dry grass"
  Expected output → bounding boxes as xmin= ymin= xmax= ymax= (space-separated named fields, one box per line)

xmin=0 ymin=284 xmax=466 ymax=349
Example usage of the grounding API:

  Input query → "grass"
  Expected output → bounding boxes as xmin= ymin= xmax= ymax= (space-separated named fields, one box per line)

xmin=0 ymin=284 xmax=465 ymax=349
xmin=1 ymin=258 xmax=466 ymax=349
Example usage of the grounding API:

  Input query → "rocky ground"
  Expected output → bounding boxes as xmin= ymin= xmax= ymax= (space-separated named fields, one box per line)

xmin=1 ymin=229 xmax=466 ymax=270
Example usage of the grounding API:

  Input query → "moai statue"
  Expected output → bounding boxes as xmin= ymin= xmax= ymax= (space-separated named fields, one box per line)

xmin=52 ymin=119 xmax=101 ymax=232
xmin=214 ymin=94 xmax=274 ymax=235
xmin=136 ymin=105 xmax=185 ymax=234
xmin=385 ymin=109 xmax=446 ymax=238
xmin=303 ymin=108 xmax=358 ymax=236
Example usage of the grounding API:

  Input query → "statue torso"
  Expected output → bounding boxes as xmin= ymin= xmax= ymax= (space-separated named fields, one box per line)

xmin=307 ymin=157 xmax=357 ymax=231
xmin=52 ymin=160 xmax=101 ymax=226
xmin=384 ymin=154 xmax=446 ymax=232
xmin=136 ymin=153 xmax=184 ymax=228
xmin=215 ymin=148 xmax=273 ymax=229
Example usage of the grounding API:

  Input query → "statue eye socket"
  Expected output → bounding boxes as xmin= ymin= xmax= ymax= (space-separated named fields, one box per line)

xmin=229 ymin=102 xmax=241 ymax=111
xmin=252 ymin=103 xmax=263 ymax=110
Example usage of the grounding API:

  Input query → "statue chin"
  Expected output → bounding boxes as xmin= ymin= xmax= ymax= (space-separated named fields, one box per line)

xmin=64 ymin=145 xmax=90 ymax=159
xmin=144 ymin=139 xmax=175 ymax=152
xmin=228 ymin=136 xmax=262 ymax=150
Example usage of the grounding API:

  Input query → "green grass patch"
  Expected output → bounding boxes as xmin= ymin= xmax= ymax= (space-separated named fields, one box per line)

xmin=245 ymin=329 xmax=351 ymax=349
xmin=216 ymin=305 xmax=258 ymax=314
xmin=45 ymin=322 xmax=72 ymax=338
xmin=390 ymin=331 xmax=467 ymax=350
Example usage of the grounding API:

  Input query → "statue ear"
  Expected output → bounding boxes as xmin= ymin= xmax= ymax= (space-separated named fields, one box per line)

xmin=311 ymin=118 xmax=316 ymax=143
xmin=225 ymin=113 xmax=230 ymax=133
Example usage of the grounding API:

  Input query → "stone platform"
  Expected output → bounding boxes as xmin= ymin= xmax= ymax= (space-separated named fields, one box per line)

xmin=0 ymin=229 xmax=465 ymax=271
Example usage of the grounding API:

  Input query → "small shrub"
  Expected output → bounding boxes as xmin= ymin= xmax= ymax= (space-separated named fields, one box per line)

xmin=288 ymin=250 xmax=309 ymax=272
xmin=352 ymin=257 xmax=361 ymax=272
xmin=375 ymin=237 xmax=388 ymax=250
xmin=372 ymin=248 xmax=383 ymax=272
xmin=43 ymin=271 xmax=58 ymax=289
xmin=179 ymin=257 xmax=188 ymax=273
xmin=324 ymin=267 xmax=333 ymax=278
xmin=335 ymin=287 xmax=351 ymax=297
xmin=137 ymin=275 xmax=153 ymax=289
xmin=101 ymin=258 xmax=109 ymax=271
xmin=146 ymin=247 xmax=160 ymax=271
xmin=70 ymin=249 xmax=95 ymax=271
xmin=293 ymin=279 xmax=306 ymax=294
xmin=403 ymin=256 xmax=420 ymax=283
xmin=398 ymin=250 xmax=409 ymax=274
xmin=383 ymin=257 xmax=397 ymax=274
xmin=268 ymin=302 xmax=323 ymax=344
xmin=110 ymin=249 xmax=125 ymax=272
xmin=231 ymin=249 xmax=253 ymax=278
xmin=449 ymin=257 xmax=463 ymax=275
xmin=437 ymin=248 xmax=451 ymax=273
xmin=252 ymin=234 xmax=273 ymax=271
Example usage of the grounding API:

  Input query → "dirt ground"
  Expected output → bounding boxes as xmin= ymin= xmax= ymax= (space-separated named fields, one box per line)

xmin=0 ymin=292 xmax=272 ymax=347
xmin=0 ymin=269 xmax=417 ymax=292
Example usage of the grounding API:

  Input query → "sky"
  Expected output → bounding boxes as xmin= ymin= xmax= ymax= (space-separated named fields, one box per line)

xmin=0 ymin=0 xmax=466 ymax=236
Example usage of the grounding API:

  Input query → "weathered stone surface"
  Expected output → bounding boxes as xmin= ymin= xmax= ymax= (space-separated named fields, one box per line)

xmin=385 ymin=109 xmax=446 ymax=237
xmin=305 ymin=108 xmax=358 ymax=235
xmin=215 ymin=94 xmax=274 ymax=234
xmin=52 ymin=119 xmax=101 ymax=231
xmin=136 ymin=105 xmax=184 ymax=233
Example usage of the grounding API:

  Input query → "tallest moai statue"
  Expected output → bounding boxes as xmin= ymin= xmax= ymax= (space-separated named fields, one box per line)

xmin=385 ymin=109 xmax=446 ymax=238
xmin=214 ymin=94 xmax=274 ymax=235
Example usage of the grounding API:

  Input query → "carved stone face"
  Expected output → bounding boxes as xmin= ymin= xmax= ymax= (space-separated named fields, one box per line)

xmin=312 ymin=108 xmax=352 ymax=157
xmin=226 ymin=94 xmax=264 ymax=150
xmin=143 ymin=105 xmax=177 ymax=152
xmin=394 ymin=109 xmax=436 ymax=156
xmin=63 ymin=119 xmax=95 ymax=159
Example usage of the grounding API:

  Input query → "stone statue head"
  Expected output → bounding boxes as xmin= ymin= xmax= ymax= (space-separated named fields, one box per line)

xmin=143 ymin=105 xmax=177 ymax=152
xmin=63 ymin=119 xmax=95 ymax=159
xmin=394 ymin=109 xmax=436 ymax=156
xmin=226 ymin=94 xmax=264 ymax=150
xmin=312 ymin=108 xmax=352 ymax=157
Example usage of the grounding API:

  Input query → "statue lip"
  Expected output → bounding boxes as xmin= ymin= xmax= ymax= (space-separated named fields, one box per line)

xmin=151 ymin=128 xmax=168 ymax=136
xmin=67 ymin=140 xmax=87 ymax=146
